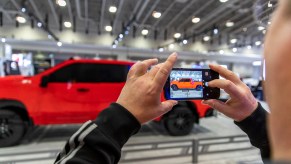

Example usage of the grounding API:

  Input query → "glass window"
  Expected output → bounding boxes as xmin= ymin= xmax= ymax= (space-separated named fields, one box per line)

xmin=75 ymin=63 xmax=129 ymax=83
xmin=48 ymin=63 xmax=129 ymax=83
xmin=49 ymin=64 xmax=77 ymax=82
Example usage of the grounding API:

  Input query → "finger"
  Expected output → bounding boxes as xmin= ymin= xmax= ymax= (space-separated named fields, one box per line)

xmin=153 ymin=52 xmax=177 ymax=88
xmin=160 ymin=100 xmax=178 ymax=114
xmin=148 ymin=63 xmax=164 ymax=79
xmin=208 ymin=79 xmax=243 ymax=98
xmin=134 ymin=58 xmax=158 ymax=77
xmin=202 ymin=99 xmax=229 ymax=114
xmin=127 ymin=61 xmax=141 ymax=79
xmin=209 ymin=64 xmax=243 ymax=85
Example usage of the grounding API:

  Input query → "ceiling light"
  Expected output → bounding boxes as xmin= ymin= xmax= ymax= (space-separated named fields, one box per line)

xmin=253 ymin=61 xmax=262 ymax=66
xmin=158 ymin=48 xmax=164 ymax=52
xmin=258 ymin=26 xmax=265 ymax=31
xmin=37 ymin=22 xmax=42 ymax=27
xmin=114 ymin=40 xmax=118 ymax=44
xmin=56 ymin=0 xmax=66 ymax=7
xmin=119 ymin=34 xmax=123 ymax=38
xmin=225 ymin=21 xmax=234 ymax=27
xmin=21 ymin=7 xmax=26 ymax=12
xmin=141 ymin=29 xmax=149 ymax=35
xmin=48 ymin=35 xmax=52 ymax=39
xmin=182 ymin=39 xmax=188 ymax=44
xmin=230 ymin=39 xmax=237 ymax=44
xmin=152 ymin=11 xmax=161 ymax=18
xmin=219 ymin=50 xmax=224 ymax=54
xmin=173 ymin=33 xmax=181 ymax=38
xmin=213 ymin=28 xmax=219 ymax=35
xmin=268 ymin=21 xmax=271 ymax=25
xmin=112 ymin=44 xmax=117 ymax=48
xmin=203 ymin=36 xmax=211 ymax=42
xmin=243 ymin=27 xmax=248 ymax=32
xmin=255 ymin=41 xmax=261 ymax=46
xmin=232 ymin=48 xmax=238 ymax=52
xmin=169 ymin=44 xmax=174 ymax=49
xmin=57 ymin=41 xmax=62 ymax=47
xmin=64 ymin=21 xmax=71 ymax=28
xmin=268 ymin=1 xmax=273 ymax=7
xmin=247 ymin=45 xmax=252 ymax=49
xmin=1 ymin=38 xmax=6 ymax=43
xmin=262 ymin=30 xmax=266 ymax=34
xmin=16 ymin=16 xmax=26 ymax=23
xmin=192 ymin=17 xmax=200 ymax=23
xmin=105 ymin=25 xmax=112 ymax=32
xmin=109 ymin=6 xmax=117 ymax=13
xmin=220 ymin=0 xmax=228 ymax=3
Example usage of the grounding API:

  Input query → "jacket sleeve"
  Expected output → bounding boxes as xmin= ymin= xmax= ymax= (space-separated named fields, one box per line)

xmin=234 ymin=102 xmax=271 ymax=160
xmin=54 ymin=103 xmax=141 ymax=164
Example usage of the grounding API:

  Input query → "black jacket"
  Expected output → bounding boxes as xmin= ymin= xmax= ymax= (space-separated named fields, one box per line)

xmin=54 ymin=102 xmax=271 ymax=164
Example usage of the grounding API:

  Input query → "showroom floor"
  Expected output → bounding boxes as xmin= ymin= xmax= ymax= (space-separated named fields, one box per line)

xmin=0 ymin=102 xmax=269 ymax=164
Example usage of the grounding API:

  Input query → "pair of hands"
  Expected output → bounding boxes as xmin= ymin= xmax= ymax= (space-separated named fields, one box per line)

xmin=117 ymin=52 xmax=258 ymax=124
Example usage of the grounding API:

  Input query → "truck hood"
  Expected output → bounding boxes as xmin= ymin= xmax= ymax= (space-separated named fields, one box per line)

xmin=0 ymin=75 xmax=32 ymax=85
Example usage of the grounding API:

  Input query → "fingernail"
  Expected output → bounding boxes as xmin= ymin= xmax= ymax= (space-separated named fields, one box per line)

xmin=201 ymin=100 xmax=207 ymax=105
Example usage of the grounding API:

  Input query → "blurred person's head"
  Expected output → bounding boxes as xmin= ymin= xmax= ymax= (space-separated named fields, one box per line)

xmin=263 ymin=0 xmax=291 ymax=160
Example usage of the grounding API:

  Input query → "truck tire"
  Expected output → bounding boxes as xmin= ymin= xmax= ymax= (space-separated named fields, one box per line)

xmin=0 ymin=109 xmax=26 ymax=147
xmin=171 ymin=84 xmax=178 ymax=91
xmin=164 ymin=107 xmax=195 ymax=136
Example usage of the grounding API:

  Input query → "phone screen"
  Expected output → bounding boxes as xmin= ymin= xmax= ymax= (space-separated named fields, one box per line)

xmin=164 ymin=68 xmax=220 ymax=100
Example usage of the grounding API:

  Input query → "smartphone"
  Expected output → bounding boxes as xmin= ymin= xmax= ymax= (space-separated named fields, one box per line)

xmin=164 ymin=68 xmax=220 ymax=100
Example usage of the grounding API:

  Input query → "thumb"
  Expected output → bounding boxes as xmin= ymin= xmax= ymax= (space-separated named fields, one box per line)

xmin=202 ymin=99 xmax=228 ymax=113
xmin=160 ymin=100 xmax=178 ymax=113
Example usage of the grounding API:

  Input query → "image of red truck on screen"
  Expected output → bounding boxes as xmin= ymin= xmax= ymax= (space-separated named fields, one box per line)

xmin=171 ymin=78 xmax=203 ymax=91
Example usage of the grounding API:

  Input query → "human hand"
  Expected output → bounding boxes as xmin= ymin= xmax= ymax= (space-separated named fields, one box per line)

xmin=116 ymin=53 xmax=178 ymax=124
xmin=202 ymin=64 xmax=258 ymax=122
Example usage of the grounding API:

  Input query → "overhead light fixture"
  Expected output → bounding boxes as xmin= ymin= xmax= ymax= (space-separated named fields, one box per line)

xmin=203 ymin=36 xmax=211 ymax=42
xmin=105 ymin=25 xmax=112 ymax=32
xmin=255 ymin=41 xmax=262 ymax=46
xmin=213 ymin=28 xmax=219 ymax=35
xmin=258 ymin=26 xmax=265 ymax=31
xmin=225 ymin=21 xmax=234 ymax=27
xmin=230 ymin=38 xmax=237 ymax=44
xmin=48 ymin=35 xmax=52 ymax=39
xmin=21 ymin=7 xmax=26 ymax=12
xmin=253 ymin=61 xmax=262 ymax=66
xmin=16 ymin=16 xmax=26 ymax=23
xmin=37 ymin=22 xmax=42 ymax=27
xmin=119 ymin=34 xmax=123 ymax=38
xmin=268 ymin=1 xmax=273 ymax=7
xmin=243 ymin=27 xmax=248 ymax=32
xmin=56 ymin=0 xmax=66 ymax=7
xmin=158 ymin=48 xmax=164 ymax=52
xmin=57 ymin=41 xmax=62 ymax=47
xmin=192 ymin=17 xmax=200 ymax=23
xmin=152 ymin=11 xmax=161 ymax=18
xmin=169 ymin=44 xmax=174 ymax=49
xmin=262 ymin=30 xmax=266 ymax=34
xmin=112 ymin=44 xmax=117 ymax=48
xmin=219 ymin=50 xmax=224 ymax=54
xmin=182 ymin=39 xmax=188 ymax=44
xmin=247 ymin=45 xmax=252 ymax=49
xmin=141 ymin=29 xmax=149 ymax=35
xmin=64 ymin=21 xmax=71 ymax=28
xmin=220 ymin=0 xmax=228 ymax=3
xmin=232 ymin=48 xmax=238 ymax=52
xmin=1 ymin=38 xmax=6 ymax=43
xmin=173 ymin=33 xmax=181 ymax=38
xmin=109 ymin=6 xmax=117 ymax=13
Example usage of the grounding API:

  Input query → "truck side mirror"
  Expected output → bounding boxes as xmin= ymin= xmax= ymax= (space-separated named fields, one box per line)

xmin=40 ymin=76 xmax=49 ymax=88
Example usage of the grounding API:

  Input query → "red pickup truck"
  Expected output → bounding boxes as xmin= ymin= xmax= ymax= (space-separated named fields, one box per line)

xmin=0 ymin=59 xmax=214 ymax=147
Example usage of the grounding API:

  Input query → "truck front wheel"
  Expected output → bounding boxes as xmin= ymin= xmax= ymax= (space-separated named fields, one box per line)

xmin=163 ymin=107 xmax=195 ymax=136
xmin=0 ymin=109 xmax=26 ymax=147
